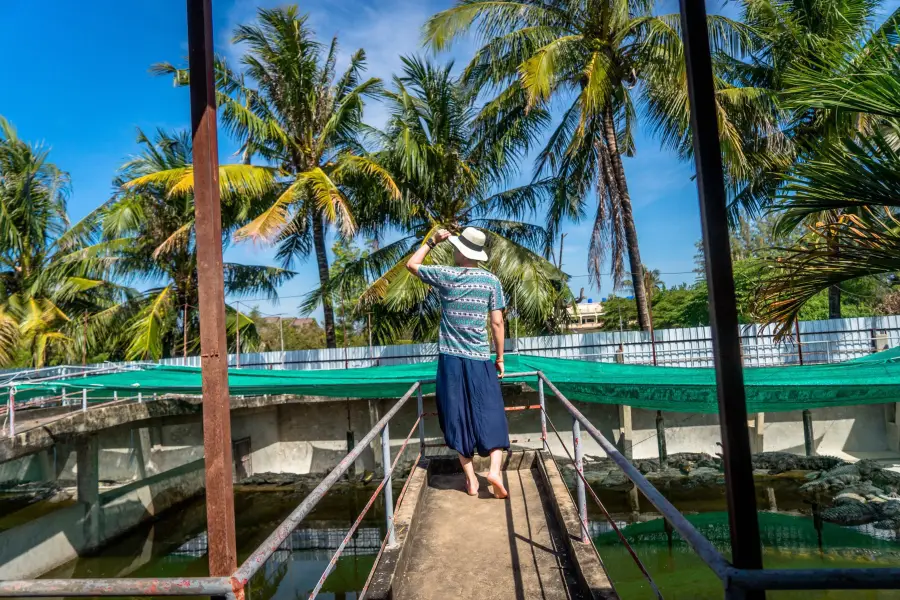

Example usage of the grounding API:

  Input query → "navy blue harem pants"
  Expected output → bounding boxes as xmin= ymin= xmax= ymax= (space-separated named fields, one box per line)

xmin=435 ymin=353 xmax=510 ymax=458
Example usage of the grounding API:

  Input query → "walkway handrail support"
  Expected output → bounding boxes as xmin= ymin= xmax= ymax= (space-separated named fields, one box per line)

xmin=231 ymin=380 xmax=422 ymax=586
xmin=381 ymin=420 xmax=396 ymax=548
xmin=0 ymin=577 xmax=235 ymax=598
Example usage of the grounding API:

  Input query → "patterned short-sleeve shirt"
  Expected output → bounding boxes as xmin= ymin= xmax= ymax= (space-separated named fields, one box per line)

xmin=417 ymin=265 xmax=506 ymax=360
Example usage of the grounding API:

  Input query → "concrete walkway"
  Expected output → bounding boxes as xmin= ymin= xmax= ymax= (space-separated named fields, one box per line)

xmin=396 ymin=470 xmax=585 ymax=600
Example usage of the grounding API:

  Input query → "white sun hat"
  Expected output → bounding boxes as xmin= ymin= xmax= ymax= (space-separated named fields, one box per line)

xmin=448 ymin=227 xmax=488 ymax=262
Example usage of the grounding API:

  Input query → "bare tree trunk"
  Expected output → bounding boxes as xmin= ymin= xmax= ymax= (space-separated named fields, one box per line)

xmin=828 ymin=285 xmax=841 ymax=319
xmin=602 ymin=107 xmax=651 ymax=331
xmin=312 ymin=211 xmax=337 ymax=348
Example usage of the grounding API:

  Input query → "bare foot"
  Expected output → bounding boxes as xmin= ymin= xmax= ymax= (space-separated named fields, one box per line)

xmin=466 ymin=476 xmax=479 ymax=496
xmin=486 ymin=472 xmax=508 ymax=499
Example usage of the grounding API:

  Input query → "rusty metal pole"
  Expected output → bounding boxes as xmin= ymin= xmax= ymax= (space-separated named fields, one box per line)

xmin=184 ymin=303 xmax=189 ymax=359
xmin=186 ymin=0 xmax=238 ymax=581
xmin=803 ymin=410 xmax=816 ymax=457
xmin=679 ymin=0 xmax=764 ymax=592
xmin=235 ymin=301 xmax=241 ymax=368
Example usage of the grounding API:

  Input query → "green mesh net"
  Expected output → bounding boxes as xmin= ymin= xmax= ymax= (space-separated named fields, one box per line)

xmin=12 ymin=348 xmax=900 ymax=413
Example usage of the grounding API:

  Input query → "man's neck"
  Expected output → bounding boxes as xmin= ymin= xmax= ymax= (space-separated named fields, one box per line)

xmin=457 ymin=259 xmax=479 ymax=268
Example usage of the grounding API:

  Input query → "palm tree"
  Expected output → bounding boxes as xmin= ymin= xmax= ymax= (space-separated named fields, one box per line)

xmin=309 ymin=57 xmax=569 ymax=342
xmin=424 ymin=0 xmax=752 ymax=332
xmin=634 ymin=0 xmax=898 ymax=319
xmin=80 ymin=129 xmax=291 ymax=360
xmin=150 ymin=7 xmax=398 ymax=348
xmin=0 ymin=117 xmax=124 ymax=367
xmin=754 ymin=29 xmax=900 ymax=336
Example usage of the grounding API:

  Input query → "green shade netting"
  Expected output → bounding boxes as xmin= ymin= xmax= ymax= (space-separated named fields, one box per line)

xmin=594 ymin=511 xmax=900 ymax=554
xmin=11 ymin=348 xmax=900 ymax=413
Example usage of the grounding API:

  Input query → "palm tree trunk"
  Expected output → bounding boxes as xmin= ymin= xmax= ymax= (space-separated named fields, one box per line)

xmin=312 ymin=210 xmax=337 ymax=348
xmin=602 ymin=106 xmax=651 ymax=331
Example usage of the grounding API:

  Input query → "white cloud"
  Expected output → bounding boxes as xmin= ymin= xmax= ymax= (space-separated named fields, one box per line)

xmin=218 ymin=0 xmax=468 ymax=128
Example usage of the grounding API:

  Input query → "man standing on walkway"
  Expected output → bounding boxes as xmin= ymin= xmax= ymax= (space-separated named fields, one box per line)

xmin=406 ymin=227 xmax=510 ymax=498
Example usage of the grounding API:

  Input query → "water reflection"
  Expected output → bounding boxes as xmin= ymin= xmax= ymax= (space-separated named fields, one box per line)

xmin=38 ymin=490 xmax=386 ymax=600
xmin=27 ymin=489 xmax=900 ymax=600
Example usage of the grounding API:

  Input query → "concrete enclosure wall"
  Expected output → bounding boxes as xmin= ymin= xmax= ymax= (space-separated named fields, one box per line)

xmin=2 ymin=393 xmax=895 ymax=489
xmin=0 ymin=455 xmax=204 ymax=579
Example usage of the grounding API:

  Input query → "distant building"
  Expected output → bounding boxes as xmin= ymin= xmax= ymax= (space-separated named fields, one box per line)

xmin=566 ymin=299 xmax=604 ymax=332
xmin=260 ymin=317 xmax=318 ymax=328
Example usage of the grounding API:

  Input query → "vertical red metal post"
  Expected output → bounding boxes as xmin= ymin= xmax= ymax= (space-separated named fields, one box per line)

xmin=186 ymin=0 xmax=238 ymax=578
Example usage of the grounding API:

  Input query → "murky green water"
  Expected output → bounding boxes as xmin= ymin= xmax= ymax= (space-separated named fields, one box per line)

xmin=41 ymin=488 xmax=391 ymax=600
xmin=7 ymin=483 xmax=900 ymax=600
xmin=595 ymin=511 xmax=900 ymax=600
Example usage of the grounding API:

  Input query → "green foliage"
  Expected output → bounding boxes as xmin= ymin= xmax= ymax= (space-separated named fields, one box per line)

xmin=0 ymin=116 xmax=127 ymax=367
xmin=253 ymin=313 xmax=327 ymax=352
xmin=313 ymin=56 xmax=571 ymax=345
xmin=85 ymin=129 xmax=291 ymax=360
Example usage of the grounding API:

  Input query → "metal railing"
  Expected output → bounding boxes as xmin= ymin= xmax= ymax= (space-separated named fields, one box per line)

xmin=2 ymin=372 xmax=900 ymax=599
xmin=2 ymin=364 xmax=152 ymax=438
xmin=534 ymin=372 xmax=900 ymax=597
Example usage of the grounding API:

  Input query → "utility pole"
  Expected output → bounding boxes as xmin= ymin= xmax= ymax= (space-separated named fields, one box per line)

xmin=235 ymin=301 xmax=241 ymax=368
xmin=183 ymin=303 xmax=189 ymax=359
xmin=186 ymin=0 xmax=238 ymax=579
xmin=82 ymin=313 xmax=87 ymax=366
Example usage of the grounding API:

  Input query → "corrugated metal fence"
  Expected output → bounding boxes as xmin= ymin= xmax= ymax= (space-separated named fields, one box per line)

xmin=121 ymin=315 xmax=900 ymax=372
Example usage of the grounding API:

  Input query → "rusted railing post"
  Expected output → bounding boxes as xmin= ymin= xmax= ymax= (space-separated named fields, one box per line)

xmin=656 ymin=410 xmax=667 ymax=468
xmin=82 ymin=389 xmax=87 ymax=412
xmin=538 ymin=375 xmax=548 ymax=449
xmin=803 ymin=410 xmax=815 ymax=457
xmin=187 ymin=0 xmax=238 ymax=580
xmin=382 ymin=421 xmax=396 ymax=547
xmin=572 ymin=417 xmax=588 ymax=543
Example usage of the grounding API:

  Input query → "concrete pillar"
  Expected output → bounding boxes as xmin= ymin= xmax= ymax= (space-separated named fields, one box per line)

xmin=37 ymin=449 xmax=54 ymax=482
xmin=133 ymin=427 xmax=157 ymax=478
xmin=752 ymin=413 xmax=765 ymax=454
xmin=368 ymin=399 xmax=383 ymax=472
xmin=617 ymin=404 xmax=639 ymax=513
xmin=617 ymin=404 xmax=633 ymax=457
xmin=76 ymin=436 xmax=100 ymax=550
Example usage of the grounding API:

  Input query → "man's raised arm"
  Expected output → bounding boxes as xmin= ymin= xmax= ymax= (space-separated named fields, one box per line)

xmin=406 ymin=228 xmax=451 ymax=277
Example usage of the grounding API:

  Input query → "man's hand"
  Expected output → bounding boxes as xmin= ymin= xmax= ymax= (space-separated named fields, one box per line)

xmin=432 ymin=228 xmax=452 ymax=245
xmin=408 ymin=228 xmax=452 ymax=276
xmin=495 ymin=358 xmax=504 ymax=379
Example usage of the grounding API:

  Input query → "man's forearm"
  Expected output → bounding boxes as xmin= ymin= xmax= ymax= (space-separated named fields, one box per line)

xmin=406 ymin=229 xmax=449 ymax=276
xmin=491 ymin=319 xmax=504 ymax=360
xmin=405 ymin=242 xmax=432 ymax=276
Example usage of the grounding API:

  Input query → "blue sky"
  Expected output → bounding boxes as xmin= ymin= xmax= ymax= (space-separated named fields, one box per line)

xmin=1 ymin=0 xmax=896 ymax=319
